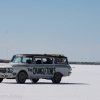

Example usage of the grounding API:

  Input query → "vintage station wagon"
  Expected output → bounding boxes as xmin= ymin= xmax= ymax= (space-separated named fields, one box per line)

xmin=0 ymin=54 xmax=72 ymax=83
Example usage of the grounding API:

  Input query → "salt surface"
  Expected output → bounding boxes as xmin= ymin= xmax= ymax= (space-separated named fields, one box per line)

xmin=0 ymin=64 xmax=100 ymax=100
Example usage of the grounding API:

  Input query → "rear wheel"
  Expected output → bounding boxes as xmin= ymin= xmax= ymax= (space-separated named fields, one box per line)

xmin=16 ymin=71 xmax=27 ymax=84
xmin=0 ymin=78 xmax=3 ymax=83
xmin=31 ymin=78 xmax=39 ymax=83
xmin=52 ymin=73 xmax=62 ymax=83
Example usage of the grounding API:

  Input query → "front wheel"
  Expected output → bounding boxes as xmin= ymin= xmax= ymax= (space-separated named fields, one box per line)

xmin=16 ymin=71 xmax=27 ymax=84
xmin=0 ymin=78 xmax=3 ymax=83
xmin=52 ymin=73 xmax=62 ymax=83
xmin=31 ymin=78 xmax=39 ymax=83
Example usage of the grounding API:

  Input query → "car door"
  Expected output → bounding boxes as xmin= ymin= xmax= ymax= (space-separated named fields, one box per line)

xmin=31 ymin=57 xmax=45 ymax=78
xmin=42 ymin=57 xmax=55 ymax=78
xmin=21 ymin=56 xmax=33 ymax=78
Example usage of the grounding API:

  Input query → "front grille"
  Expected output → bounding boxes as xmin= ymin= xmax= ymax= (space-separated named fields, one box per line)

xmin=0 ymin=68 xmax=6 ymax=73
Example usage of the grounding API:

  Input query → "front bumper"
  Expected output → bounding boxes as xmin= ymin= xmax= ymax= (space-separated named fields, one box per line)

xmin=0 ymin=72 xmax=17 ymax=78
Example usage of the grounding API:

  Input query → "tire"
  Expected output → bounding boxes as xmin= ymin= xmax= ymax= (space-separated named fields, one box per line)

xmin=16 ymin=71 xmax=27 ymax=84
xmin=0 ymin=78 xmax=3 ymax=83
xmin=52 ymin=73 xmax=62 ymax=83
xmin=31 ymin=78 xmax=39 ymax=83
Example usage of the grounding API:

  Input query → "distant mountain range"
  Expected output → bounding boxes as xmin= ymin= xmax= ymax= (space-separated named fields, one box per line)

xmin=0 ymin=59 xmax=100 ymax=65
xmin=69 ymin=61 xmax=100 ymax=65
xmin=0 ymin=59 xmax=10 ymax=63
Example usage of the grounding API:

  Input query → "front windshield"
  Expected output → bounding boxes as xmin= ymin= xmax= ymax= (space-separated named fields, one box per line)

xmin=10 ymin=55 xmax=33 ymax=63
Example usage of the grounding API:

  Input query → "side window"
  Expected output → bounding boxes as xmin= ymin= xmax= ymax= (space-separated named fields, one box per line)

xmin=34 ymin=58 xmax=42 ymax=64
xmin=42 ymin=58 xmax=53 ymax=64
xmin=54 ymin=58 xmax=68 ymax=64
xmin=22 ymin=57 xmax=32 ymax=64
xmin=63 ymin=58 xmax=68 ymax=64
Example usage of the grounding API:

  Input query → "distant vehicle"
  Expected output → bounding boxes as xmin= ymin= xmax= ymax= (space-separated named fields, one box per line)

xmin=0 ymin=54 xmax=72 ymax=83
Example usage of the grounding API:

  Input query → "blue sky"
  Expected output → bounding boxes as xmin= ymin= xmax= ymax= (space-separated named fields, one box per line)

xmin=0 ymin=0 xmax=100 ymax=62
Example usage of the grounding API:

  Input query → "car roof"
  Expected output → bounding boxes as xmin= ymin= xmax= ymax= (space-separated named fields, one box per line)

xmin=15 ymin=54 xmax=67 ymax=58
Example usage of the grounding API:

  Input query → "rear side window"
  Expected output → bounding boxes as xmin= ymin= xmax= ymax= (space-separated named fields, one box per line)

xmin=54 ymin=58 xmax=68 ymax=64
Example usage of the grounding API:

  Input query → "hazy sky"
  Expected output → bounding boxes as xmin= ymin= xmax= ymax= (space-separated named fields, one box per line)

xmin=0 ymin=0 xmax=100 ymax=62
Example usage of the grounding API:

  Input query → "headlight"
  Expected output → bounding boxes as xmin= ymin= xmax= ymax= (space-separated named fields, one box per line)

xmin=6 ymin=68 xmax=14 ymax=73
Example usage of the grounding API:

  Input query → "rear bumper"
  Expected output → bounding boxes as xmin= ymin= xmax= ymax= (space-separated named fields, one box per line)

xmin=68 ymin=72 xmax=72 ymax=76
xmin=0 ymin=72 xmax=17 ymax=78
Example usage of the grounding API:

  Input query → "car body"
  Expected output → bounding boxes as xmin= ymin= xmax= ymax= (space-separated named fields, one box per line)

xmin=0 ymin=54 xmax=72 ymax=83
